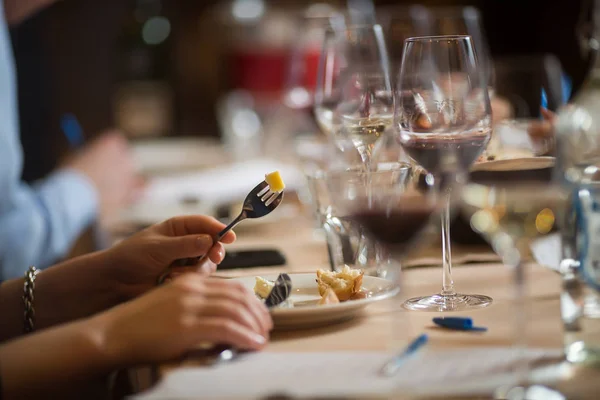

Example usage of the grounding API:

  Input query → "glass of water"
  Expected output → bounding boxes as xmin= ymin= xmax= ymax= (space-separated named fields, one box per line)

xmin=305 ymin=162 xmax=412 ymax=277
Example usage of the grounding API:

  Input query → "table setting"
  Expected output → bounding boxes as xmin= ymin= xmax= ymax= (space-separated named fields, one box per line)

xmin=107 ymin=6 xmax=600 ymax=400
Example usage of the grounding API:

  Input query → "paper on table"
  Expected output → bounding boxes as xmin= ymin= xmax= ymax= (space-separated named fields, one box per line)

xmin=142 ymin=159 xmax=305 ymax=205
xmin=131 ymin=348 xmax=563 ymax=399
xmin=530 ymin=233 xmax=561 ymax=273
xmin=119 ymin=159 xmax=305 ymax=226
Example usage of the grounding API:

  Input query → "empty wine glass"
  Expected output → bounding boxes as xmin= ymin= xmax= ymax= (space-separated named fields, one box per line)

xmin=396 ymin=35 xmax=493 ymax=311
xmin=314 ymin=24 xmax=394 ymax=170
xmin=420 ymin=7 xmax=495 ymax=97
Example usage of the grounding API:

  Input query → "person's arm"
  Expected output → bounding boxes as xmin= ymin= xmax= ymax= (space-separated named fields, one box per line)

xmin=0 ymin=274 xmax=271 ymax=400
xmin=0 ymin=214 xmax=237 ymax=342
xmin=0 ymin=169 xmax=99 ymax=280
xmin=0 ymin=251 xmax=122 ymax=342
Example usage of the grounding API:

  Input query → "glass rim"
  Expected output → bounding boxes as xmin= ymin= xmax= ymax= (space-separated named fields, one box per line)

xmin=306 ymin=162 xmax=412 ymax=180
xmin=324 ymin=23 xmax=385 ymax=35
xmin=405 ymin=34 xmax=472 ymax=42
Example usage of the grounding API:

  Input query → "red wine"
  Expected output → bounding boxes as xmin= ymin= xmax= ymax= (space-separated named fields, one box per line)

xmin=400 ymin=131 xmax=490 ymax=174
xmin=351 ymin=202 xmax=435 ymax=255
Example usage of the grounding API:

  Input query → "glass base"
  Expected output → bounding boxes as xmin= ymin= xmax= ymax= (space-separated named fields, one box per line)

xmin=403 ymin=293 xmax=493 ymax=311
xmin=494 ymin=385 xmax=564 ymax=400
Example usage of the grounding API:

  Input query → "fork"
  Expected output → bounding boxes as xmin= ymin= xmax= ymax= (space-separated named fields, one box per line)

xmin=157 ymin=180 xmax=284 ymax=284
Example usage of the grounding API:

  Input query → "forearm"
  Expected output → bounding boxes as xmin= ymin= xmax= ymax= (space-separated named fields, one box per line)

xmin=0 ymin=317 xmax=115 ymax=400
xmin=0 ymin=169 xmax=98 ymax=280
xmin=0 ymin=251 xmax=124 ymax=342
xmin=3 ymin=0 xmax=58 ymax=25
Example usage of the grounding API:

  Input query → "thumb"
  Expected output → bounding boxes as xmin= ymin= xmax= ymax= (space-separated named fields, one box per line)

xmin=159 ymin=234 xmax=213 ymax=261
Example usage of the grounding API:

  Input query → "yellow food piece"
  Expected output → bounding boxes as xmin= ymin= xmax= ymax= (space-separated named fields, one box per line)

xmin=316 ymin=266 xmax=364 ymax=301
xmin=265 ymin=171 xmax=285 ymax=192
xmin=254 ymin=276 xmax=274 ymax=299
xmin=318 ymin=287 xmax=340 ymax=305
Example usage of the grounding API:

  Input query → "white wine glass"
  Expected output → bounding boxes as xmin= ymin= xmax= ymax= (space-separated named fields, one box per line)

xmin=396 ymin=35 xmax=493 ymax=311
xmin=314 ymin=24 xmax=394 ymax=171
xmin=462 ymin=180 xmax=568 ymax=398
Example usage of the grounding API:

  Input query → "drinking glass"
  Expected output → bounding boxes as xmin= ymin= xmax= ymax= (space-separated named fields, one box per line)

xmin=306 ymin=162 xmax=412 ymax=277
xmin=314 ymin=24 xmax=394 ymax=170
xmin=462 ymin=181 xmax=569 ymax=397
xmin=419 ymin=7 xmax=495 ymax=97
xmin=396 ymin=35 xmax=493 ymax=311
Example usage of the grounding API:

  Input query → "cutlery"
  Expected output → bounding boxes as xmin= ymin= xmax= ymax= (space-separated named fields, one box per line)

xmin=157 ymin=180 xmax=284 ymax=284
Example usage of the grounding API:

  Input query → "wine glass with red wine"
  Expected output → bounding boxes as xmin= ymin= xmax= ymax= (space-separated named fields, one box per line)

xmin=396 ymin=35 xmax=493 ymax=311
xmin=341 ymin=166 xmax=450 ymax=277
xmin=314 ymin=24 xmax=394 ymax=170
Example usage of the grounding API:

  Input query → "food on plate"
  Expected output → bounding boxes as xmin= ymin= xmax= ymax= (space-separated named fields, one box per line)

xmin=265 ymin=171 xmax=285 ymax=192
xmin=318 ymin=287 xmax=340 ymax=305
xmin=316 ymin=266 xmax=364 ymax=301
xmin=254 ymin=276 xmax=275 ymax=299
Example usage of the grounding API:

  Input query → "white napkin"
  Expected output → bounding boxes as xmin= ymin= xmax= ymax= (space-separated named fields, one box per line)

xmin=141 ymin=159 xmax=304 ymax=205
xmin=530 ymin=233 xmax=562 ymax=272
xmin=131 ymin=348 xmax=562 ymax=399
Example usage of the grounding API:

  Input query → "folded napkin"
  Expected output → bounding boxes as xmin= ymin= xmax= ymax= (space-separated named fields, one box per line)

xmin=131 ymin=348 xmax=562 ymax=399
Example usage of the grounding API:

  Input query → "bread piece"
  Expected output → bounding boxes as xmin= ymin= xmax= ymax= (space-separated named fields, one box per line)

xmin=316 ymin=266 xmax=364 ymax=301
xmin=318 ymin=287 xmax=340 ymax=305
xmin=254 ymin=276 xmax=274 ymax=299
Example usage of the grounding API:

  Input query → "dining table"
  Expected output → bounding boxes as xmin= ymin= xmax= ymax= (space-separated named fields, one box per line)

xmin=114 ymin=138 xmax=600 ymax=400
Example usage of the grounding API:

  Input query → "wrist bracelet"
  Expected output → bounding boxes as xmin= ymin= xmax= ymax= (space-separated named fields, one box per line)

xmin=22 ymin=266 xmax=39 ymax=333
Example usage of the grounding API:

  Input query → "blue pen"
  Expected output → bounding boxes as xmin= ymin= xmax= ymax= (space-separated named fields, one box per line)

xmin=433 ymin=317 xmax=488 ymax=332
xmin=380 ymin=333 xmax=428 ymax=377
xmin=60 ymin=113 xmax=86 ymax=149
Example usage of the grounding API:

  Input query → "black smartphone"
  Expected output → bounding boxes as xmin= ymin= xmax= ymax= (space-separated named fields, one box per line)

xmin=219 ymin=249 xmax=287 ymax=270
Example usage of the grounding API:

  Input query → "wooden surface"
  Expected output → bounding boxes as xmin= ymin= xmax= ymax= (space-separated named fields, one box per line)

xmin=125 ymin=210 xmax=600 ymax=399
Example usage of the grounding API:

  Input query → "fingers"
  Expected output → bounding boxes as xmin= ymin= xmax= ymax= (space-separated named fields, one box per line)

xmin=540 ymin=107 xmax=557 ymax=122
xmin=205 ymin=280 xmax=273 ymax=336
xmin=162 ymin=215 xmax=237 ymax=244
xmin=199 ymin=302 xmax=262 ymax=336
xmin=207 ymin=243 xmax=226 ymax=264
xmin=159 ymin=234 xmax=214 ymax=260
xmin=196 ymin=318 xmax=267 ymax=350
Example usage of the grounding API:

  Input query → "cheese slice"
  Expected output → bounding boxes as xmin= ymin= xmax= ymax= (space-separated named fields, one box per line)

xmin=254 ymin=276 xmax=274 ymax=299
xmin=265 ymin=171 xmax=285 ymax=192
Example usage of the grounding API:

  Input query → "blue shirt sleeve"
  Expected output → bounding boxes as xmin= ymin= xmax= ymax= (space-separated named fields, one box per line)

xmin=0 ymin=0 xmax=99 ymax=281
xmin=0 ymin=170 xmax=99 ymax=281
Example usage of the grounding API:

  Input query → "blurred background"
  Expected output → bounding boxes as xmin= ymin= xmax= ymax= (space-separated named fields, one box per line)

xmin=12 ymin=0 xmax=593 ymax=183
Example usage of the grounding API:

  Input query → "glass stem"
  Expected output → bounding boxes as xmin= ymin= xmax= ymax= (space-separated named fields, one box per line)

xmin=441 ymin=189 xmax=455 ymax=297
xmin=513 ymin=247 xmax=529 ymax=387
xmin=358 ymin=147 xmax=373 ymax=207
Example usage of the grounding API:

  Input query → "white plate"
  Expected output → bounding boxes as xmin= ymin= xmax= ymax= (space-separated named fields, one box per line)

xmin=471 ymin=156 xmax=555 ymax=172
xmin=232 ymin=273 xmax=400 ymax=330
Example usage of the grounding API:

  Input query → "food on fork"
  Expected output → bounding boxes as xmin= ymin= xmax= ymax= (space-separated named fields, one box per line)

xmin=318 ymin=287 xmax=340 ymax=305
xmin=265 ymin=171 xmax=285 ymax=193
xmin=316 ymin=266 xmax=364 ymax=301
xmin=254 ymin=276 xmax=275 ymax=299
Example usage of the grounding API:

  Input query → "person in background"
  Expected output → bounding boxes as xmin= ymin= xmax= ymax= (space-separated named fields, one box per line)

xmin=0 ymin=0 xmax=141 ymax=280
xmin=0 ymin=215 xmax=273 ymax=399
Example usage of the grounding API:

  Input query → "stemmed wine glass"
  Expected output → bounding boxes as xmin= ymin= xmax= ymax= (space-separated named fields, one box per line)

xmin=314 ymin=24 xmax=394 ymax=171
xmin=419 ymin=7 xmax=496 ymax=98
xmin=462 ymin=180 xmax=568 ymax=398
xmin=396 ymin=35 xmax=493 ymax=311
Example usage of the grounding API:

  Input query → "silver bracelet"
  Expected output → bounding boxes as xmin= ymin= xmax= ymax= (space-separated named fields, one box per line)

xmin=22 ymin=266 xmax=39 ymax=333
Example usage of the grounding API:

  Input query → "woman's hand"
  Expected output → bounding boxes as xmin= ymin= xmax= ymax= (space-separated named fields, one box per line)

xmin=105 ymin=215 xmax=236 ymax=299
xmin=93 ymin=274 xmax=272 ymax=365
xmin=0 ymin=274 xmax=272 ymax=399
